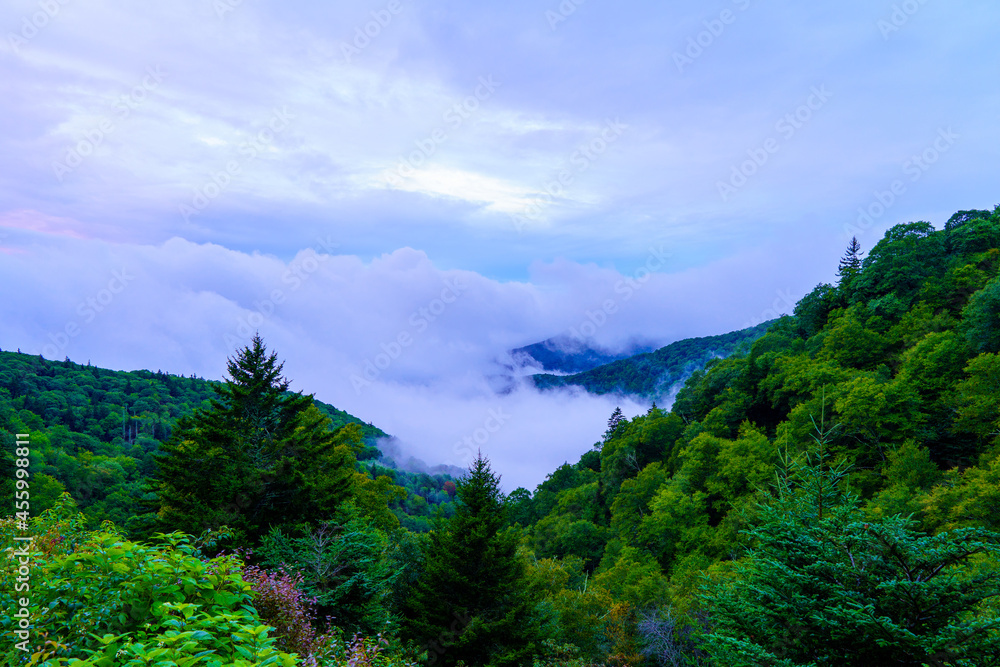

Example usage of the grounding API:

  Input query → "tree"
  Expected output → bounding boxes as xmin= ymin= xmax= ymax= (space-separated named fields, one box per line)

xmin=153 ymin=335 xmax=362 ymax=542
xmin=402 ymin=453 xmax=539 ymax=666
xmin=604 ymin=407 xmax=626 ymax=443
xmin=963 ymin=275 xmax=1000 ymax=353
xmin=256 ymin=511 xmax=400 ymax=638
xmin=837 ymin=236 xmax=864 ymax=285
xmin=701 ymin=417 xmax=1000 ymax=666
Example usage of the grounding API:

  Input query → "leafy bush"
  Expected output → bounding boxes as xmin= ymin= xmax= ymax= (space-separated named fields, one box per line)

xmin=242 ymin=563 xmax=326 ymax=658
xmin=0 ymin=495 xmax=297 ymax=666
xmin=255 ymin=514 xmax=400 ymax=638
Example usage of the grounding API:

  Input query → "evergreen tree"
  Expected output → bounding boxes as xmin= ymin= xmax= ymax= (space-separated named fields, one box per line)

xmin=402 ymin=453 xmax=539 ymax=666
xmin=701 ymin=415 xmax=1000 ymax=666
xmin=604 ymin=407 xmax=625 ymax=444
xmin=153 ymin=335 xmax=361 ymax=542
xmin=837 ymin=236 xmax=864 ymax=284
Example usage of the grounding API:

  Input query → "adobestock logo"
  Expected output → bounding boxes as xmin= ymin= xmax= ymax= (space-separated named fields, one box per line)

xmin=450 ymin=407 xmax=512 ymax=468
xmin=179 ymin=106 xmax=295 ymax=223
xmin=673 ymin=0 xmax=753 ymax=74
xmin=41 ymin=267 xmax=136 ymax=359
xmin=7 ymin=0 xmax=72 ymax=54
xmin=568 ymin=245 xmax=670 ymax=344
xmin=339 ymin=0 xmax=405 ymax=63
xmin=383 ymin=76 xmax=501 ymax=186
xmin=844 ymin=127 xmax=958 ymax=238
xmin=717 ymin=85 xmax=832 ymax=202
xmin=53 ymin=66 xmax=166 ymax=183
xmin=350 ymin=277 xmax=468 ymax=394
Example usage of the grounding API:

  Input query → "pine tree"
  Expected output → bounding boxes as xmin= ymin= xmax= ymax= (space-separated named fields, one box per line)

xmin=153 ymin=334 xmax=361 ymax=542
xmin=604 ymin=407 xmax=625 ymax=443
xmin=402 ymin=453 xmax=539 ymax=666
xmin=837 ymin=236 xmax=864 ymax=284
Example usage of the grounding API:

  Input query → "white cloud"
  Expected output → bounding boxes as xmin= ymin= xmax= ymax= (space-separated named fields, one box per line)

xmin=0 ymin=231 xmax=820 ymax=488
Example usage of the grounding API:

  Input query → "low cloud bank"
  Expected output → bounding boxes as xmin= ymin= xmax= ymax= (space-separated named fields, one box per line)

xmin=0 ymin=227 xmax=815 ymax=488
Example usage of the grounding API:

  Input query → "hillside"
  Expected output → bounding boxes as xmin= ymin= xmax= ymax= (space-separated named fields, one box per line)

xmin=531 ymin=321 xmax=773 ymax=399
xmin=511 ymin=337 xmax=656 ymax=374
xmin=505 ymin=207 xmax=1000 ymax=662
xmin=0 ymin=351 xmax=454 ymax=532
xmin=5 ymin=207 xmax=1000 ymax=665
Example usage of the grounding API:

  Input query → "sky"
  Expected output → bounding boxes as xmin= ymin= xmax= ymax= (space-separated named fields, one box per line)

xmin=1 ymin=0 xmax=998 ymax=489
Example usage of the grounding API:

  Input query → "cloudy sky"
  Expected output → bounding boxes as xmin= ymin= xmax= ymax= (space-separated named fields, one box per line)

xmin=1 ymin=0 xmax=998 ymax=489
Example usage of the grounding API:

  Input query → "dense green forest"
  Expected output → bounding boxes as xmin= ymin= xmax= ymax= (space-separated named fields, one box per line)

xmin=532 ymin=322 xmax=772 ymax=399
xmin=0 ymin=350 xmax=456 ymax=533
xmin=5 ymin=206 xmax=1000 ymax=666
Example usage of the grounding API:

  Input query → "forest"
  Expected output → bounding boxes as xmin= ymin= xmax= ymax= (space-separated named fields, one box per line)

xmin=0 ymin=351 xmax=457 ymax=534
xmin=4 ymin=206 xmax=1000 ymax=666
xmin=532 ymin=322 xmax=772 ymax=399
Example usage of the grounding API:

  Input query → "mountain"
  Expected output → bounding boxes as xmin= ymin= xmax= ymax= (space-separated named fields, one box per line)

xmin=0 ymin=350 xmax=455 ymax=531
xmin=507 ymin=208 xmax=1000 ymax=663
xmin=510 ymin=336 xmax=658 ymax=374
xmin=530 ymin=321 xmax=773 ymax=400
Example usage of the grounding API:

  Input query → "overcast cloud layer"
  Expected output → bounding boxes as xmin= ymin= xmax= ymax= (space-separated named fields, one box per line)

xmin=2 ymin=0 xmax=998 ymax=488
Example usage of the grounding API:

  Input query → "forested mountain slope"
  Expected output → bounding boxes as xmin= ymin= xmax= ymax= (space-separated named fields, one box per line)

xmin=4 ymin=207 xmax=1000 ymax=666
xmin=532 ymin=322 xmax=772 ymax=399
xmin=0 ymin=351 xmax=454 ymax=532
xmin=507 ymin=207 xmax=1000 ymax=663
xmin=512 ymin=337 xmax=656 ymax=374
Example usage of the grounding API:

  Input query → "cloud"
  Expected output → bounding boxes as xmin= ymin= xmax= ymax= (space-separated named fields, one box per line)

xmin=3 ymin=0 xmax=996 ymax=277
xmin=0 ymin=232 xmax=825 ymax=488
xmin=4 ymin=0 xmax=1000 ymax=488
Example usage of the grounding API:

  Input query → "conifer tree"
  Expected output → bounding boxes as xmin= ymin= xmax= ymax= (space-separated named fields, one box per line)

xmin=153 ymin=334 xmax=362 ymax=542
xmin=604 ymin=407 xmax=625 ymax=444
xmin=837 ymin=236 xmax=864 ymax=284
xmin=701 ymin=411 xmax=1000 ymax=666
xmin=402 ymin=453 xmax=539 ymax=666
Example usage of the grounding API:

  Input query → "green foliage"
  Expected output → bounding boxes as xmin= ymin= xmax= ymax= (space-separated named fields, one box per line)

xmin=7 ymin=205 xmax=1000 ymax=666
xmin=153 ymin=335 xmax=403 ymax=543
xmin=513 ymin=209 xmax=1000 ymax=663
xmin=0 ymin=346 xmax=447 ymax=534
xmin=701 ymin=423 xmax=1000 ymax=666
xmin=852 ymin=221 xmax=946 ymax=307
xmin=402 ymin=454 xmax=540 ymax=666
xmin=836 ymin=236 xmax=863 ymax=286
xmin=793 ymin=283 xmax=838 ymax=339
xmin=963 ymin=274 xmax=1000 ymax=353
xmin=256 ymin=512 xmax=401 ymax=638
xmin=0 ymin=495 xmax=298 ymax=667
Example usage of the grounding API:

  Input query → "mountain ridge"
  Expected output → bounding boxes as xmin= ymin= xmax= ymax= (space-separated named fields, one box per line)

xmin=530 ymin=321 xmax=774 ymax=400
